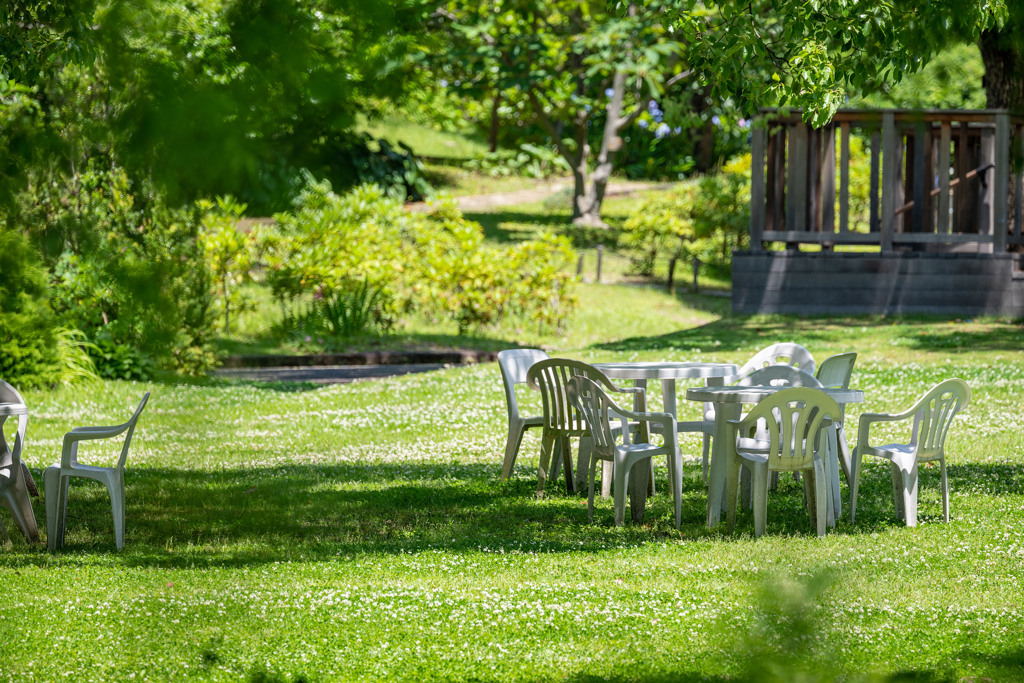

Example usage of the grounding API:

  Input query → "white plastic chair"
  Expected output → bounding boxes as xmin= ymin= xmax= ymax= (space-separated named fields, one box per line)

xmin=44 ymin=393 xmax=150 ymax=551
xmin=850 ymin=379 xmax=969 ymax=526
xmin=698 ymin=343 xmax=817 ymax=483
xmin=815 ymin=352 xmax=858 ymax=483
xmin=526 ymin=359 xmax=642 ymax=496
xmin=497 ymin=349 xmax=549 ymax=479
xmin=0 ymin=379 xmax=39 ymax=545
xmin=725 ymin=387 xmax=840 ymax=537
xmin=566 ymin=375 xmax=679 ymax=527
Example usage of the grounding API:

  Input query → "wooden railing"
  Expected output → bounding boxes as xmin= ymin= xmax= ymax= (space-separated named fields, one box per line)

xmin=749 ymin=109 xmax=1024 ymax=253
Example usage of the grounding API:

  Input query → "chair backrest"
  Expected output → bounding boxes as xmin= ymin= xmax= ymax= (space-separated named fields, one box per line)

xmin=0 ymin=379 xmax=25 ymax=406
xmin=565 ymin=375 xmax=624 ymax=460
xmin=116 ymin=393 xmax=151 ymax=471
xmin=526 ymin=358 xmax=617 ymax=434
xmin=737 ymin=343 xmax=816 ymax=379
xmin=910 ymin=379 xmax=970 ymax=458
xmin=497 ymin=349 xmax=549 ymax=420
xmin=734 ymin=388 xmax=840 ymax=472
xmin=737 ymin=365 xmax=822 ymax=388
xmin=815 ymin=352 xmax=857 ymax=389
xmin=0 ymin=379 xmax=27 ymax=466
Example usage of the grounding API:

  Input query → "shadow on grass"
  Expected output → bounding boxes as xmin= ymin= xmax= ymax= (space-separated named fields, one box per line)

xmin=593 ymin=315 xmax=1024 ymax=355
xmin=462 ymin=210 xmax=571 ymax=244
xmin=5 ymin=458 xmax=1018 ymax=569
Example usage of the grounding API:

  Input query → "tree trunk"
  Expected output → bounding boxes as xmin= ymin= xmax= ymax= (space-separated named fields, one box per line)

xmin=488 ymin=91 xmax=501 ymax=153
xmin=572 ymin=71 xmax=628 ymax=228
xmin=979 ymin=26 xmax=1024 ymax=111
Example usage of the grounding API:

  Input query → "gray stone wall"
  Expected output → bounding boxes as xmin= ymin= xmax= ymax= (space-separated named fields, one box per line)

xmin=732 ymin=251 xmax=1024 ymax=316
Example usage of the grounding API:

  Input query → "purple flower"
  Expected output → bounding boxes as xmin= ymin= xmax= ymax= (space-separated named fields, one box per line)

xmin=638 ymin=119 xmax=648 ymax=129
xmin=605 ymin=88 xmax=615 ymax=97
xmin=712 ymin=115 xmax=721 ymax=126
xmin=655 ymin=123 xmax=671 ymax=138
xmin=738 ymin=118 xmax=749 ymax=129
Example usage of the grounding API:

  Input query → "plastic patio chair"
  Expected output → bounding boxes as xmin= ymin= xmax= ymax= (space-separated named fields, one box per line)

xmin=44 ymin=393 xmax=150 ymax=551
xmin=526 ymin=359 xmax=642 ymax=496
xmin=566 ymin=375 xmax=679 ymax=527
xmin=0 ymin=379 xmax=40 ymax=545
xmin=815 ymin=352 xmax=858 ymax=484
xmin=497 ymin=349 xmax=550 ymax=479
xmin=850 ymin=379 xmax=970 ymax=526
xmin=725 ymin=387 xmax=840 ymax=537
xmin=697 ymin=343 xmax=817 ymax=484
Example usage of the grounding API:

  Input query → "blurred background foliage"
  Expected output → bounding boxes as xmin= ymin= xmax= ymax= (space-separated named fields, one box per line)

xmin=0 ymin=0 xmax=1006 ymax=387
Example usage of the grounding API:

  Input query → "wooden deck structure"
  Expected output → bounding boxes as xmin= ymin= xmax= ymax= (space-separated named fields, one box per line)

xmin=733 ymin=109 xmax=1024 ymax=316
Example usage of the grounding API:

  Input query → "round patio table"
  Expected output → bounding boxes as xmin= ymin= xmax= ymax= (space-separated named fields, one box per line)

xmin=592 ymin=361 xmax=739 ymax=522
xmin=686 ymin=384 xmax=864 ymax=529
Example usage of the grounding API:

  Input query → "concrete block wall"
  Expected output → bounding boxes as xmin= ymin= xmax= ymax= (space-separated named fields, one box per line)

xmin=732 ymin=251 xmax=1024 ymax=316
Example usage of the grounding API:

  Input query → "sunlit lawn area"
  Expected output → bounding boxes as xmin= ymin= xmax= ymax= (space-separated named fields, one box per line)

xmin=3 ymin=283 xmax=1023 ymax=681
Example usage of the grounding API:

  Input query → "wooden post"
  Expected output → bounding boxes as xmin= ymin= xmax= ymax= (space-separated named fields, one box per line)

xmin=910 ymin=122 xmax=926 ymax=234
xmin=979 ymin=126 xmax=995 ymax=244
xmin=750 ymin=124 xmax=766 ymax=251
xmin=821 ymin=124 xmax=836 ymax=234
xmin=870 ymin=129 xmax=881 ymax=232
xmin=787 ymin=122 xmax=808 ymax=235
xmin=840 ymin=122 xmax=850 ymax=233
xmin=937 ymin=121 xmax=952 ymax=234
xmin=1015 ymin=123 xmax=1023 ymax=240
xmin=994 ymin=112 xmax=1010 ymax=253
xmin=881 ymin=113 xmax=896 ymax=251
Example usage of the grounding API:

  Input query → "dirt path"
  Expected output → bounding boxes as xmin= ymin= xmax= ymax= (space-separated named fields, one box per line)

xmin=408 ymin=179 xmax=675 ymax=212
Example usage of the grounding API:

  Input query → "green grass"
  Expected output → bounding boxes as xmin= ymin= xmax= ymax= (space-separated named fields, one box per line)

xmin=356 ymin=115 xmax=489 ymax=160
xmin=3 ymin=307 xmax=1023 ymax=681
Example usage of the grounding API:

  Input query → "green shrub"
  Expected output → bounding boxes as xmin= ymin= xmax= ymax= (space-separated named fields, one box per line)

xmin=12 ymin=165 xmax=216 ymax=379
xmin=0 ymin=228 xmax=61 ymax=387
xmin=199 ymin=196 xmax=256 ymax=334
xmin=259 ymin=180 xmax=577 ymax=337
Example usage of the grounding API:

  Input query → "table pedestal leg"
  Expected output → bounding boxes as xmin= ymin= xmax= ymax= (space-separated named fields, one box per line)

xmin=707 ymin=403 xmax=741 ymax=527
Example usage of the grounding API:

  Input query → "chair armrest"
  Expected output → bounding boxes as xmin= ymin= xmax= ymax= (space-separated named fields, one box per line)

xmin=65 ymin=423 xmax=131 ymax=443
xmin=855 ymin=411 xmax=911 ymax=452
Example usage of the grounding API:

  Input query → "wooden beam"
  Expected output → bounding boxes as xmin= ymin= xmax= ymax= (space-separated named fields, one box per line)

xmin=750 ymin=124 xmax=766 ymax=250
xmin=881 ymin=113 xmax=896 ymax=251
xmin=937 ymin=122 xmax=951 ymax=234
xmin=821 ymin=125 xmax=836 ymax=234
xmin=840 ymin=122 xmax=850 ymax=233
xmin=993 ymin=112 xmax=1009 ymax=252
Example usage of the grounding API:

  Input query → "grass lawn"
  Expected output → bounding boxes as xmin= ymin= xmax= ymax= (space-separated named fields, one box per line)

xmin=3 ymin=294 xmax=1023 ymax=680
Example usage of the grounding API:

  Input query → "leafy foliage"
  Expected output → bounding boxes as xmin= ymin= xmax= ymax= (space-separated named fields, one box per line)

xmin=10 ymin=166 xmax=215 ymax=379
xmin=0 ymin=228 xmax=60 ymax=387
xmin=199 ymin=196 xmax=256 ymax=335
xmin=258 ymin=181 xmax=577 ymax=338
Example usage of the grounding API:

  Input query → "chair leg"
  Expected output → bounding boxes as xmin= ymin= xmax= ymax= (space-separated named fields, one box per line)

xmin=837 ymin=425 xmax=853 ymax=485
xmin=613 ymin=456 xmax=630 ymax=526
xmin=849 ymin=451 xmax=863 ymax=523
xmin=672 ymin=451 xmax=683 ymax=530
xmin=701 ymin=433 xmax=711 ymax=485
xmin=560 ymin=437 xmax=575 ymax=493
xmin=889 ymin=462 xmax=905 ymax=521
xmin=44 ymin=466 xmax=62 ymax=551
xmin=501 ymin=422 xmax=527 ymax=479
xmin=575 ymin=437 xmax=592 ymax=493
xmin=108 ymin=472 xmax=125 ymax=550
xmin=725 ymin=455 xmax=741 ymax=532
xmin=588 ymin=458 xmax=598 ymax=523
xmin=601 ymin=461 xmax=612 ymax=499
xmin=898 ymin=464 xmax=918 ymax=527
xmin=812 ymin=461 xmax=827 ymax=537
xmin=940 ymin=458 xmax=949 ymax=523
xmin=751 ymin=467 xmax=769 ymax=538
xmin=5 ymin=463 xmax=39 ymax=543
xmin=740 ymin=466 xmax=752 ymax=510
xmin=537 ymin=432 xmax=556 ymax=497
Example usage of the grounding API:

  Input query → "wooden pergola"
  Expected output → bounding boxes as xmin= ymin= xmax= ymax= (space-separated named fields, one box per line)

xmin=734 ymin=109 xmax=1024 ymax=315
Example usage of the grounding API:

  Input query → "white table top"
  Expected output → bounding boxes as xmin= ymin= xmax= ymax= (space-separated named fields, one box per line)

xmin=594 ymin=361 xmax=739 ymax=381
xmin=0 ymin=402 xmax=27 ymax=417
xmin=686 ymin=385 xmax=864 ymax=405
